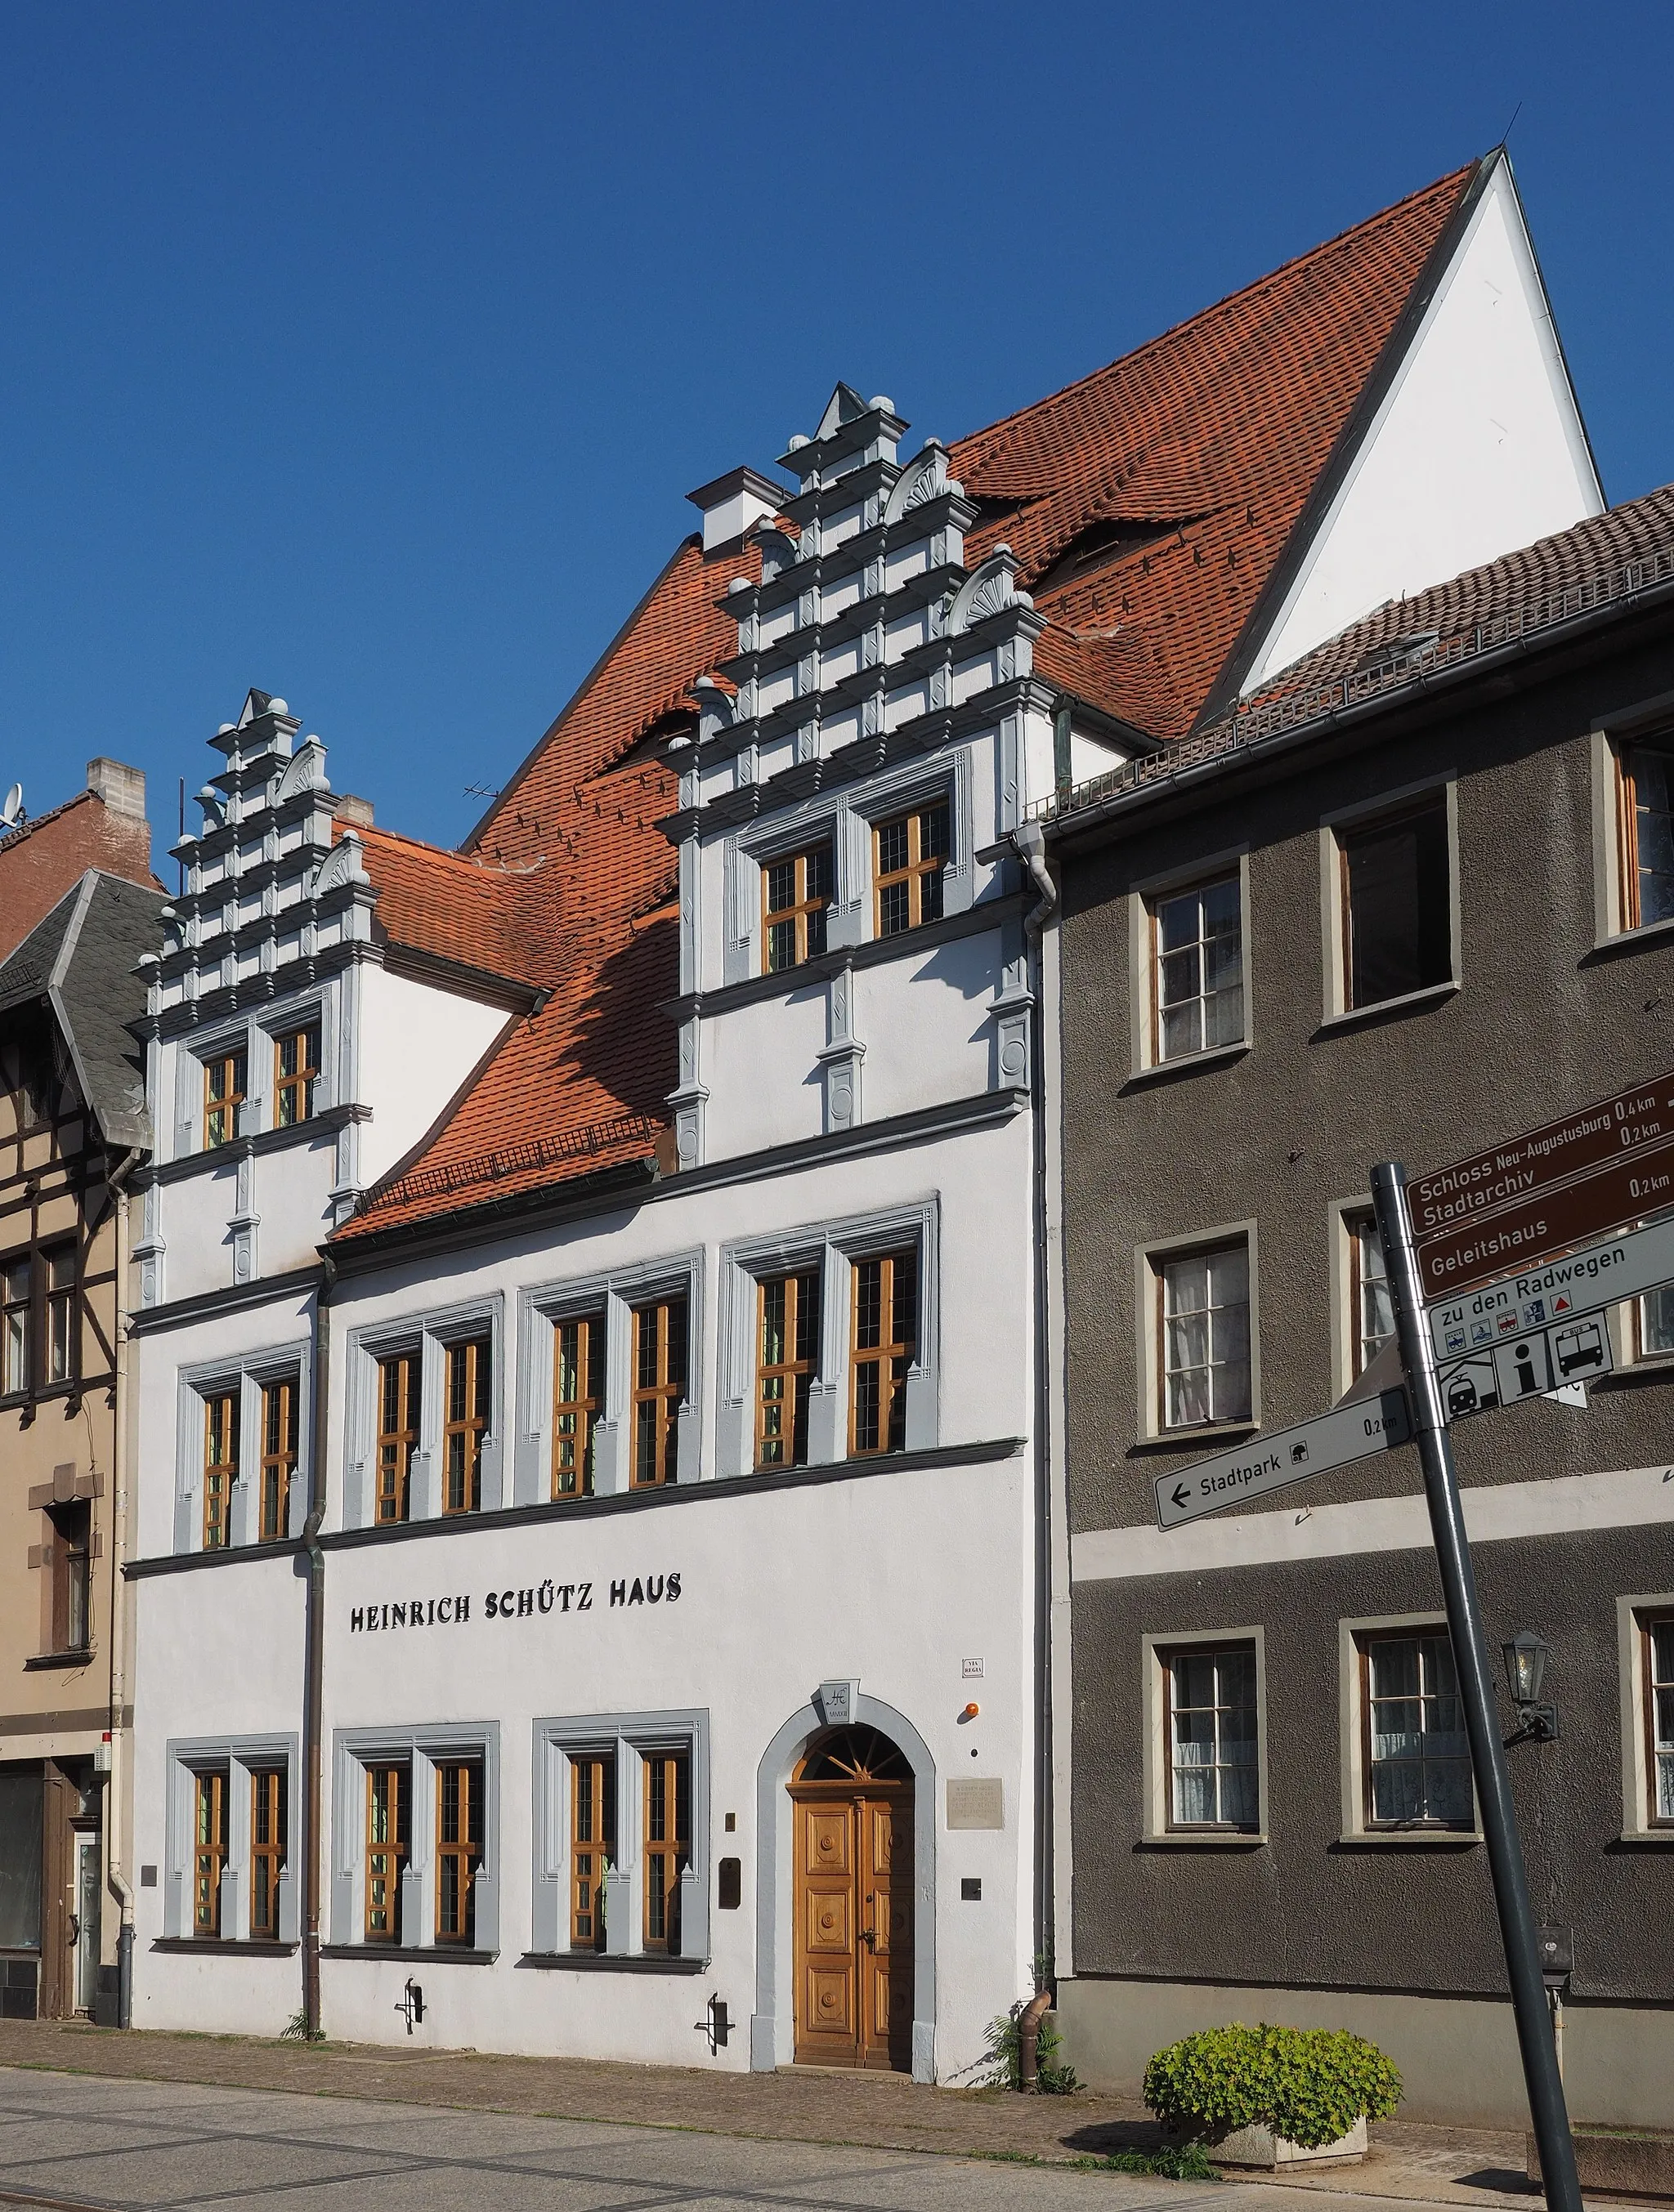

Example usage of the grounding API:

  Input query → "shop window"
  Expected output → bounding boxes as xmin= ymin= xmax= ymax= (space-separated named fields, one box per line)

xmin=1618 ymin=744 xmax=1674 ymax=930
xmin=193 ymin=1770 xmax=228 ymax=1937
xmin=376 ymin=1352 xmax=418 ymax=1523
xmin=1157 ymin=1240 xmax=1251 ymax=1429
xmin=202 ymin=1391 xmax=239 ymax=1550
xmin=249 ymin=1771 xmax=286 ymax=1942
xmin=642 ymin=1751 xmax=691 ymax=1954
xmin=259 ymin=1379 xmax=298 ymax=1542
xmin=1150 ymin=874 xmax=1244 ymax=1062
xmin=756 ymin=1269 xmax=820 ymax=1469
xmin=1337 ymin=796 xmax=1452 ymax=1010
xmin=273 ymin=1025 xmax=320 ymax=1128
xmin=1164 ymin=1643 xmax=1259 ymax=1832
xmin=631 ymin=1298 xmax=687 ymax=1488
xmin=442 ymin=1338 xmax=490 ymax=1515
xmin=203 ymin=1048 xmax=246 ymax=1150
xmin=435 ymin=1761 xmax=484 ymax=1945
xmin=763 ymin=843 xmax=833 ymax=973
xmin=569 ymin=1753 xmax=614 ymax=1952
xmin=364 ymin=1763 xmax=409 ymax=1943
xmin=874 ymin=802 xmax=948 ymax=938
xmin=47 ymin=1499 xmax=92 ymax=1654
xmin=849 ymin=1251 xmax=915 ymax=1456
xmin=1359 ymin=1629 xmax=1471 ymax=1829
xmin=553 ymin=1315 xmax=602 ymax=1500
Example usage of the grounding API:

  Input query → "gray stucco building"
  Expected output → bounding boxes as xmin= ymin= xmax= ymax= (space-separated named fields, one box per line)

xmin=1042 ymin=487 xmax=1674 ymax=2127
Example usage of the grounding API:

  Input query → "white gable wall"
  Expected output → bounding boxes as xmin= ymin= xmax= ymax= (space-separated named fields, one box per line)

xmin=1242 ymin=159 xmax=1603 ymax=695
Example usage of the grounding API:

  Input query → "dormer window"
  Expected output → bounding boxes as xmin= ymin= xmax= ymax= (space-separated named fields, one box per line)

xmin=274 ymin=1025 xmax=320 ymax=1127
xmin=875 ymin=804 xmax=948 ymax=938
xmin=763 ymin=845 xmax=832 ymax=973
xmin=204 ymin=1050 xmax=246 ymax=1150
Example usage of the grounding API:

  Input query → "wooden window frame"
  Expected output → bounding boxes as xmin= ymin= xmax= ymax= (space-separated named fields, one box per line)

xmin=848 ymin=1249 xmax=916 ymax=1458
xmin=193 ymin=1768 xmax=228 ymax=1938
xmin=363 ymin=1763 xmax=408 ymax=1944
xmin=1618 ymin=742 xmax=1674 ymax=933
xmin=441 ymin=1338 xmax=490 ymax=1516
xmin=258 ymin=1378 xmax=298 ymax=1543
xmin=630 ymin=1298 xmax=687 ymax=1490
xmin=1 ymin=1250 xmax=31 ymax=1397
xmin=873 ymin=802 xmax=949 ymax=940
xmin=434 ymin=1759 xmax=484 ymax=1945
xmin=249 ymin=1769 xmax=285 ymax=1942
xmin=552 ymin=1313 xmax=602 ymax=1500
xmin=642 ymin=1749 xmax=690 ymax=1954
xmin=761 ymin=843 xmax=834 ymax=975
xmin=44 ymin=1244 xmax=77 ymax=1386
xmin=1348 ymin=1214 xmax=1394 ymax=1383
xmin=1156 ymin=1240 xmax=1251 ymax=1432
xmin=47 ymin=1499 xmax=92 ymax=1655
xmin=203 ymin=1048 xmax=247 ymax=1150
xmin=375 ymin=1352 xmax=418 ymax=1524
xmin=755 ymin=1269 xmax=821 ymax=1471
xmin=1148 ymin=872 xmax=1243 ymax=1065
xmin=203 ymin=1390 xmax=239 ymax=1551
xmin=1358 ymin=1628 xmax=1473 ymax=1832
xmin=1337 ymin=794 xmax=1452 ymax=1012
xmin=569 ymin=1752 xmax=615 ymax=1952
xmin=273 ymin=1024 xmax=320 ymax=1128
xmin=1643 ymin=1611 xmax=1674 ymax=1829
xmin=1161 ymin=1642 xmax=1260 ymax=1834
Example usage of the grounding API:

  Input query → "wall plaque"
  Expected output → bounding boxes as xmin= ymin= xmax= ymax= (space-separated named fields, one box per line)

xmin=946 ymin=1777 xmax=1004 ymax=1831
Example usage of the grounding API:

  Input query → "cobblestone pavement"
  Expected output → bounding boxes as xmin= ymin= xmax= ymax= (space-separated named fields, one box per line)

xmin=0 ymin=2022 xmax=1537 ymax=2210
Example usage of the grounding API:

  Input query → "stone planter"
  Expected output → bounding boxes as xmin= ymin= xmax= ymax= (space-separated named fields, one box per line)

xmin=1529 ymin=2125 xmax=1674 ymax=2202
xmin=1170 ymin=2116 xmax=1368 ymax=2169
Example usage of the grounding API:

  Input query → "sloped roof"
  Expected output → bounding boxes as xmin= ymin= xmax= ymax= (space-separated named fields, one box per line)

xmin=335 ymin=161 xmax=1484 ymax=1243
xmin=353 ymin=824 xmax=552 ymax=993
xmin=0 ymin=871 xmax=166 ymax=1149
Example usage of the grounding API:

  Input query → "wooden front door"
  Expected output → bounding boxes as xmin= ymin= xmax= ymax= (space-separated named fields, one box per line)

xmin=790 ymin=1732 xmax=913 ymax=2071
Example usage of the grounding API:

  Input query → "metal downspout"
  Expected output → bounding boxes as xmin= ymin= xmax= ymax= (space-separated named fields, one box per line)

xmin=302 ymin=1254 xmax=334 ymax=2040
xmin=1014 ymin=821 xmax=1059 ymax=1986
xmin=105 ymin=1145 xmax=141 ymax=2029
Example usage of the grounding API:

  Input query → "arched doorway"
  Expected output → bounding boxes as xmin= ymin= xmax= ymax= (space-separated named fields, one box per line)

xmin=789 ymin=1726 xmax=913 ymax=2071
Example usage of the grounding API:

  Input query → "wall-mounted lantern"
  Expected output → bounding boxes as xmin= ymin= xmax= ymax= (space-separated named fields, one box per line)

xmin=1502 ymin=1629 xmax=1558 ymax=1742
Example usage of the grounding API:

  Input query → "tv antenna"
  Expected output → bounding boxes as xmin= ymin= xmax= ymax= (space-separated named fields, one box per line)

xmin=463 ymin=783 xmax=500 ymax=799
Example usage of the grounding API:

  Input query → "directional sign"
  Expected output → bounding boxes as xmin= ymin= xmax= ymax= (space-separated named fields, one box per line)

xmin=1429 ymin=1211 xmax=1674 ymax=1360
xmin=1414 ymin=1137 xmax=1674 ymax=1303
xmin=1436 ymin=1314 xmax=1614 ymax=1419
xmin=1155 ymin=1389 xmax=1412 ymax=1531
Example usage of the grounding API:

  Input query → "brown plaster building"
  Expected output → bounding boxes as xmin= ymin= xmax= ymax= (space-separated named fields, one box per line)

xmin=1044 ymin=489 xmax=1674 ymax=2128
xmin=0 ymin=865 xmax=163 ymax=2020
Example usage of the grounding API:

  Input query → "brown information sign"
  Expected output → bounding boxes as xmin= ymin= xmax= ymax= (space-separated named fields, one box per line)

xmin=1407 ymin=1070 xmax=1674 ymax=1241
xmin=1414 ymin=1134 xmax=1674 ymax=1301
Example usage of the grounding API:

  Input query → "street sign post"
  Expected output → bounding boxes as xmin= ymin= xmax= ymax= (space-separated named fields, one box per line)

xmin=1428 ymin=1211 xmax=1674 ymax=1361
xmin=1372 ymin=1162 xmax=1582 ymax=2212
xmin=1436 ymin=1312 xmax=1613 ymax=1419
xmin=1153 ymin=1390 xmax=1412 ymax=1530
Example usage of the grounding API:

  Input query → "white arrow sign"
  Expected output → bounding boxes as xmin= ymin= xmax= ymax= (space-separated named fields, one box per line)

xmin=1427 ymin=1213 xmax=1674 ymax=1361
xmin=1154 ymin=1388 xmax=1413 ymax=1531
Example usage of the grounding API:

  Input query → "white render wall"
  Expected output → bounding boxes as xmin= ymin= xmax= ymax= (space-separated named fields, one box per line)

xmin=356 ymin=967 xmax=512 ymax=1187
xmin=1243 ymin=159 xmax=1603 ymax=694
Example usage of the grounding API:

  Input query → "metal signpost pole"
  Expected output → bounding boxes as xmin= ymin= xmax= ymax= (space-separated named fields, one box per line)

xmin=1372 ymin=1163 xmax=1581 ymax=2212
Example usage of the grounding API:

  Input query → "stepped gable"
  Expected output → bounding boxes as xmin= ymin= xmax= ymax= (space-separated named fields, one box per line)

xmin=336 ymin=534 xmax=762 ymax=1240
xmin=950 ymin=163 xmax=1475 ymax=738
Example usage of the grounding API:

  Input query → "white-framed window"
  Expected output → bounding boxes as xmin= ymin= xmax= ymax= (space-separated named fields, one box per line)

xmin=163 ymin=1734 xmax=300 ymax=1944
xmin=1139 ymin=1229 xmax=1256 ymax=1436
xmin=172 ymin=1346 xmax=310 ymax=1554
xmin=342 ymin=1295 xmax=506 ymax=1527
xmin=1141 ymin=1629 xmax=1266 ymax=1843
xmin=1141 ymin=865 xmax=1247 ymax=1066
xmin=1338 ymin=1614 xmax=1478 ymax=1840
xmin=1320 ymin=779 xmax=1459 ymax=1020
xmin=329 ymin=1723 xmax=499 ymax=1954
xmin=530 ymin=1709 xmax=709 ymax=1964
xmin=1349 ymin=1211 xmax=1394 ymax=1379
xmin=512 ymin=1256 xmax=703 ymax=1507
xmin=1637 ymin=1284 xmax=1674 ymax=1361
xmin=1616 ymin=1596 xmax=1674 ymax=1837
xmin=715 ymin=1202 xmax=940 ymax=1478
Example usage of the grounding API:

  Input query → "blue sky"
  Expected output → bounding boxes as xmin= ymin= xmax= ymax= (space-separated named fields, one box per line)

xmin=2 ymin=3 xmax=1668 ymax=853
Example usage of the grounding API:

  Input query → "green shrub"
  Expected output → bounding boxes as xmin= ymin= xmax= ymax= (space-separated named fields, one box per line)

xmin=979 ymin=2001 xmax=1081 ymax=2094
xmin=1095 ymin=2142 xmax=1220 ymax=2180
xmin=1143 ymin=2023 xmax=1401 ymax=2150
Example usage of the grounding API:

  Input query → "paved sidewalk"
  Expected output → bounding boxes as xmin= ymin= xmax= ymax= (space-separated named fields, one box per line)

xmin=0 ymin=2020 xmax=1537 ymax=2205
xmin=0 ymin=2064 xmax=1539 ymax=2212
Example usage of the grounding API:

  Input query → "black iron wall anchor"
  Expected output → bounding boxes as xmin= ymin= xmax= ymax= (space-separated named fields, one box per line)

xmin=396 ymin=1979 xmax=425 ymax=2035
xmin=694 ymin=1994 xmax=729 ymax=2055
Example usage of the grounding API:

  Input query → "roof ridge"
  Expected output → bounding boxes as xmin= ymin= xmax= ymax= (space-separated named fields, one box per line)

xmin=949 ymin=159 xmax=1479 ymax=467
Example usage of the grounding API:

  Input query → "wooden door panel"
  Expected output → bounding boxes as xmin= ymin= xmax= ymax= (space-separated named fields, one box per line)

xmin=793 ymin=1793 xmax=859 ymax=2065
xmin=803 ymin=1882 xmax=851 ymax=1954
xmin=803 ymin=1804 xmax=851 ymax=1875
xmin=794 ymin=1780 xmax=912 ymax=2071
xmin=805 ymin=1963 xmax=854 ymax=2039
xmin=859 ymin=1790 xmax=913 ymax=2070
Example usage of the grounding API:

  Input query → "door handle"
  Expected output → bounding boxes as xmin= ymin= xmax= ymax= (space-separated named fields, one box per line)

xmin=860 ymin=1926 xmax=878 ymax=1951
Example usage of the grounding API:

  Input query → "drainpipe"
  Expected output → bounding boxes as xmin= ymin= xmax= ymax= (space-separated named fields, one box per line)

xmin=302 ymin=1254 xmax=335 ymax=2040
xmin=105 ymin=1145 xmax=142 ymax=2029
xmin=1011 ymin=820 xmax=1059 ymax=1998
xmin=1018 ymin=1984 xmax=1054 ymax=2090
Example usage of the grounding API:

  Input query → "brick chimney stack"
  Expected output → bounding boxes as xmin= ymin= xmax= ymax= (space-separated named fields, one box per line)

xmin=0 ymin=755 xmax=158 ymax=964
xmin=87 ymin=757 xmax=147 ymax=820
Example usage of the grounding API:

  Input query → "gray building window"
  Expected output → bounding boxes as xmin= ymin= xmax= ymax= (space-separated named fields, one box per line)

xmin=1152 ymin=875 xmax=1242 ymax=1061
xmin=1620 ymin=744 xmax=1674 ymax=930
xmin=1340 ymin=796 xmax=1451 ymax=1009
xmin=1351 ymin=1217 xmax=1395 ymax=1378
xmin=1648 ymin=1616 xmax=1674 ymax=1824
xmin=1166 ymin=1645 xmax=1259 ymax=1831
xmin=1362 ymin=1631 xmax=1471 ymax=1828
xmin=1639 ymin=1285 xmax=1674 ymax=1360
xmin=1161 ymin=1243 xmax=1251 ymax=1428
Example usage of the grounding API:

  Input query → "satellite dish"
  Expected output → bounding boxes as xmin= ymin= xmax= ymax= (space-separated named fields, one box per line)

xmin=0 ymin=784 xmax=22 ymax=828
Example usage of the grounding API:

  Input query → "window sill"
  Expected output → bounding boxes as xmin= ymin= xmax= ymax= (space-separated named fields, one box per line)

xmin=517 ymin=1951 xmax=709 ymax=1974
xmin=1587 ymin=914 xmax=1674 ymax=962
xmin=1614 ymin=1829 xmax=1674 ymax=1846
xmin=150 ymin=1938 xmax=298 ymax=1955
xmin=1334 ymin=1829 xmax=1481 ymax=1848
xmin=1314 ymin=979 xmax=1460 ymax=1035
xmin=1131 ymin=1422 xmax=1257 ymax=1455
xmin=319 ymin=1944 xmax=497 ymax=1964
xmin=24 ymin=1651 xmax=95 ymax=1671
xmin=1139 ymin=1831 xmax=1267 ymax=1849
xmin=1124 ymin=1040 xmax=1251 ymax=1091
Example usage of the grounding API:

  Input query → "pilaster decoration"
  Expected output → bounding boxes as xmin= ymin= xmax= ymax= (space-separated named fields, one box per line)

xmin=795 ymin=717 xmax=821 ymax=765
xmin=816 ymin=959 xmax=865 ymax=1135
xmin=826 ymin=796 xmax=865 ymax=950
xmin=668 ymin=1015 xmax=709 ymax=1169
xmin=997 ymin=710 xmax=1023 ymax=834
xmin=721 ymin=836 xmax=751 ymax=987
xmin=229 ymin=1144 xmax=260 ymax=1286
xmin=679 ymin=838 xmax=702 ymax=997
xmin=988 ymin=911 xmax=1035 ymax=1093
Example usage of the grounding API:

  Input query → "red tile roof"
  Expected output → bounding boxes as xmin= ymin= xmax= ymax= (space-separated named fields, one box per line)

xmin=335 ymin=161 xmax=1481 ymax=1240
xmin=353 ymin=824 xmax=553 ymax=991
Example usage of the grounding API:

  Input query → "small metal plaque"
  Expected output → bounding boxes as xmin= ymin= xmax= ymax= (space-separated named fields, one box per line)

xmin=961 ymin=1877 xmax=982 ymax=1901
xmin=817 ymin=1679 xmax=854 ymax=1726
xmin=946 ymin=1777 xmax=1004 ymax=1830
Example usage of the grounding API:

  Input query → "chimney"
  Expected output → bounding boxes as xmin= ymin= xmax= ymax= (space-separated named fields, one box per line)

xmin=335 ymin=793 xmax=375 ymax=829
xmin=87 ymin=757 xmax=146 ymax=820
xmin=687 ymin=467 xmax=784 ymax=556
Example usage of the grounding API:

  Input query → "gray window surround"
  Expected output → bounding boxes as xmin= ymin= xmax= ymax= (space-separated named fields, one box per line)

xmin=751 ymin=1687 xmax=937 ymax=2083
xmin=1336 ymin=1612 xmax=1482 ymax=1845
xmin=1616 ymin=1594 xmax=1674 ymax=1839
xmin=530 ymin=1708 xmax=710 ymax=1963
xmin=341 ymin=1294 xmax=507 ymax=1528
xmin=168 ymin=988 xmax=335 ymax=1166
xmin=1126 ymin=847 xmax=1252 ymax=1077
xmin=1590 ymin=696 xmax=1674 ymax=947
xmin=512 ymin=1252 xmax=705 ymax=1506
xmin=163 ymin=1733 xmax=301 ymax=1944
xmin=172 ymin=1343 xmax=311 ymax=1553
xmin=720 ymin=752 xmax=974 ymax=987
xmin=1318 ymin=772 xmax=1461 ymax=1025
xmin=328 ymin=1722 xmax=501 ymax=1953
xmin=1135 ymin=1220 xmax=1260 ymax=1443
xmin=1139 ymin=1628 xmax=1269 ymax=1846
xmin=716 ymin=1200 xmax=940 ymax=1479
